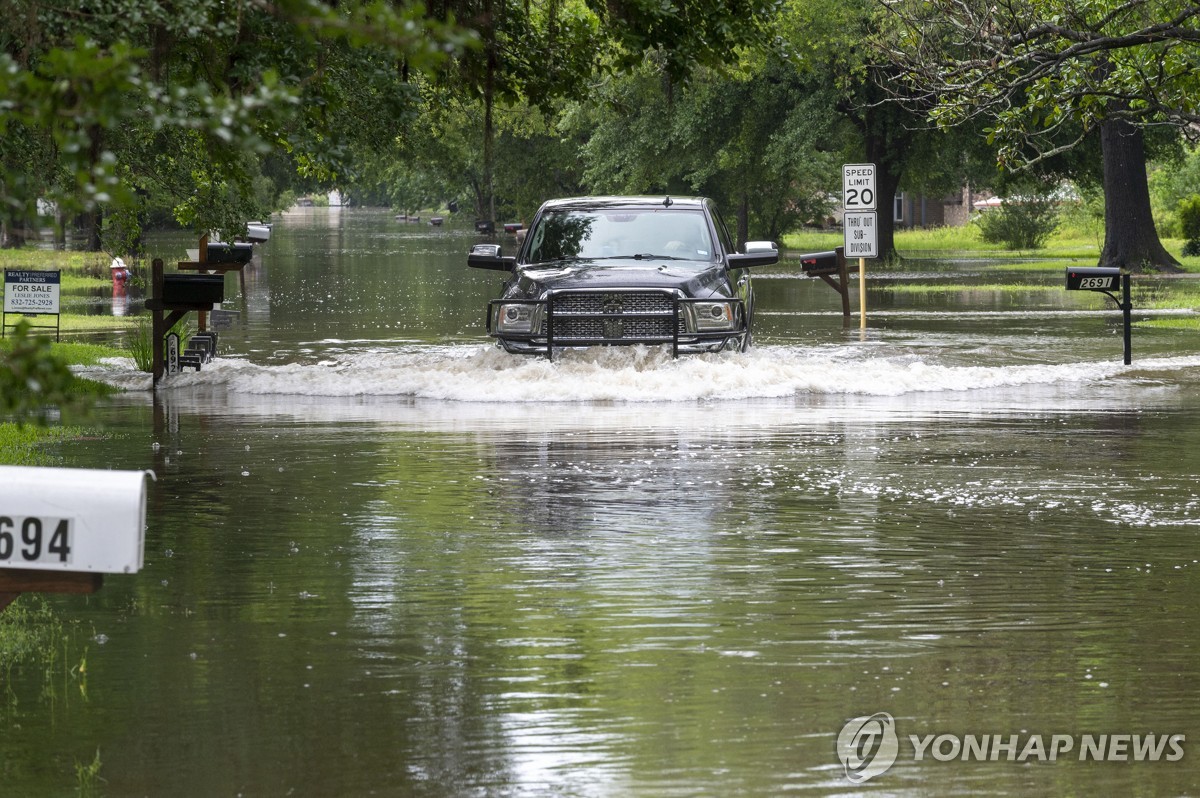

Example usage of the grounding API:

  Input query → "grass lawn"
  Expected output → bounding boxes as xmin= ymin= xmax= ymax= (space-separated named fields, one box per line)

xmin=782 ymin=223 xmax=1199 ymax=272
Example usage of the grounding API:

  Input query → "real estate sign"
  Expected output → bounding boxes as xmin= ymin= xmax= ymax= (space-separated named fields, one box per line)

xmin=4 ymin=270 xmax=60 ymax=315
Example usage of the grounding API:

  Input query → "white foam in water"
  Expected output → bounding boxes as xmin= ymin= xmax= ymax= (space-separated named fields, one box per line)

xmin=78 ymin=346 xmax=1200 ymax=403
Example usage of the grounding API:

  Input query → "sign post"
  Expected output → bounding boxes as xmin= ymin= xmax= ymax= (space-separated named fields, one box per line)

xmin=1066 ymin=267 xmax=1132 ymax=365
xmin=3 ymin=270 xmax=61 ymax=341
xmin=843 ymin=164 xmax=877 ymax=330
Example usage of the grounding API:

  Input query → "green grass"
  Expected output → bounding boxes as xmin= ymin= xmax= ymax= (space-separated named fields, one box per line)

xmin=0 ymin=423 xmax=90 ymax=465
xmin=1131 ymin=281 xmax=1200 ymax=310
xmin=58 ymin=314 xmax=136 ymax=333
xmin=882 ymin=282 xmax=1063 ymax=294
xmin=1135 ymin=316 xmax=1200 ymax=329
xmin=1135 ymin=317 xmax=1200 ymax=330
xmin=782 ymin=224 xmax=1196 ymax=269
xmin=0 ymin=249 xmax=110 ymax=276
xmin=0 ymin=594 xmax=64 ymax=667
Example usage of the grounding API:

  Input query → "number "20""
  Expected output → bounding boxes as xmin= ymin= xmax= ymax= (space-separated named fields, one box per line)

xmin=845 ymin=188 xmax=875 ymax=208
xmin=0 ymin=516 xmax=71 ymax=563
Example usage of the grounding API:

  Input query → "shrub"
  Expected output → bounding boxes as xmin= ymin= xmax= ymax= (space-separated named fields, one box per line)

xmin=974 ymin=192 xmax=1060 ymax=250
xmin=0 ymin=320 xmax=79 ymax=425
xmin=1177 ymin=195 xmax=1200 ymax=255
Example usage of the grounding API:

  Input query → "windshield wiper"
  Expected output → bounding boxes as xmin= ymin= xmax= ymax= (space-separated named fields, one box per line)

xmin=601 ymin=253 xmax=687 ymax=261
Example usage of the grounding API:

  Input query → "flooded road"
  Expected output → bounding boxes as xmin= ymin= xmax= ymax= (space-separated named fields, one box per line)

xmin=5 ymin=208 xmax=1200 ymax=796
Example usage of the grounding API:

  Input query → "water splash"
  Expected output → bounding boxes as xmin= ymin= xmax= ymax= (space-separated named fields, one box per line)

xmin=80 ymin=346 xmax=1200 ymax=403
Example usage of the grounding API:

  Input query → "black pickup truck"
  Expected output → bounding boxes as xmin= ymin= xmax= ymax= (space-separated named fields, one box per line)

xmin=468 ymin=196 xmax=778 ymax=359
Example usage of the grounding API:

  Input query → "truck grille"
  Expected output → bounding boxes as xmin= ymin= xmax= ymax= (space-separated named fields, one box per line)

xmin=540 ymin=291 xmax=686 ymax=341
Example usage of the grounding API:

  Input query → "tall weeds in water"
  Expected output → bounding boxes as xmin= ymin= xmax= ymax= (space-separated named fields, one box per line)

xmin=0 ymin=596 xmax=63 ymax=674
xmin=126 ymin=316 xmax=193 ymax=372
xmin=74 ymin=748 xmax=104 ymax=795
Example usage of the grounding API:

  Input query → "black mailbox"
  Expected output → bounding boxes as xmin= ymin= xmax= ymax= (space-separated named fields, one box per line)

xmin=206 ymin=242 xmax=253 ymax=266
xmin=799 ymin=250 xmax=840 ymax=276
xmin=475 ymin=220 xmax=495 ymax=234
xmin=162 ymin=273 xmax=225 ymax=306
xmin=1066 ymin=266 xmax=1121 ymax=291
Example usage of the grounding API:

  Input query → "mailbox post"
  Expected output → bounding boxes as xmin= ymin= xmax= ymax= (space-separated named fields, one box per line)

xmin=1066 ymin=267 xmax=1132 ymax=365
xmin=799 ymin=247 xmax=852 ymax=319
xmin=0 ymin=467 xmax=149 ymax=612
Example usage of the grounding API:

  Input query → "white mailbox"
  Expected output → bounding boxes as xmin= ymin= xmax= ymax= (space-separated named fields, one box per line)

xmin=0 ymin=467 xmax=151 ymax=574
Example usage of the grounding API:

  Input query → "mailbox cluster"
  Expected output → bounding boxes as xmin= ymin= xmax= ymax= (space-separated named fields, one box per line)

xmin=178 ymin=332 xmax=219 ymax=372
xmin=149 ymin=232 xmax=257 ymax=384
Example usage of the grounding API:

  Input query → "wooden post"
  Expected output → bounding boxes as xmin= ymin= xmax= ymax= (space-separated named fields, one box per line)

xmin=814 ymin=247 xmax=852 ymax=320
xmin=197 ymin=234 xmax=209 ymax=332
xmin=0 ymin=572 xmax=103 ymax=614
xmin=150 ymin=258 xmax=189 ymax=386
xmin=152 ymin=258 xmax=165 ymax=384
xmin=859 ymin=257 xmax=867 ymax=329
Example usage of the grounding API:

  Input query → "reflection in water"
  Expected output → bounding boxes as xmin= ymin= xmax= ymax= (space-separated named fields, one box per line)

xmin=8 ymin=210 xmax=1200 ymax=796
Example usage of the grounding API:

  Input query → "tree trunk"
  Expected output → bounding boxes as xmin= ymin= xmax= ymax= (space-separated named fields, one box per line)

xmin=481 ymin=0 xmax=497 ymax=226
xmin=1099 ymin=117 xmax=1180 ymax=273
xmin=864 ymin=132 xmax=903 ymax=262
xmin=85 ymin=208 xmax=102 ymax=251
xmin=736 ymin=189 xmax=749 ymax=249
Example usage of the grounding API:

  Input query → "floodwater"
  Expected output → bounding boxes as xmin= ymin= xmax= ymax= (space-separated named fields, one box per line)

xmin=5 ymin=207 xmax=1200 ymax=796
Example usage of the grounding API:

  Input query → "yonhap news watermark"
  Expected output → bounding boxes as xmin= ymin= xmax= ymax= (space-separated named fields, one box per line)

xmin=837 ymin=712 xmax=1186 ymax=784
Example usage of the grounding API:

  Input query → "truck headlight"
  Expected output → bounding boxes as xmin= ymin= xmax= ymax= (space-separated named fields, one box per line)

xmin=693 ymin=301 xmax=736 ymax=331
xmin=496 ymin=303 xmax=536 ymax=333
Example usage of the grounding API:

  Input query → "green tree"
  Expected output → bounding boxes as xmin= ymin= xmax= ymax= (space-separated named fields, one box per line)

xmin=0 ymin=1 xmax=471 ymax=249
xmin=566 ymin=57 xmax=838 ymax=245
xmin=779 ymin=0 xmax=992 ymax=261
xmin=880 ymin=0 xmax=1192 ymax=270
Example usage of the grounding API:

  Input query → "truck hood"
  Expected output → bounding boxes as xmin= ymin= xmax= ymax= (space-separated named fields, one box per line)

xmin=510 ymin=258 xmax=731 ymax=299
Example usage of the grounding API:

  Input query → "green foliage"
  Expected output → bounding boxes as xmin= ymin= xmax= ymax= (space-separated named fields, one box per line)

xmin=0 ymin=596 xmax=63 ymax=669
xmin=973 ymin=184 xmax=1061 ymax=250
xmin=1177 ymin=195 xmax=1200 ymax=255
xmin=564 ymin=58 xmax=838 ymax=244
xmin=74 ymin=748 xmax=105 ymax=796
xmin=0 ymin=1 xmax=473 ymax=247
xmin=883 ymin=0 xmax=1200 ymax=168
xmin=0 ymin=423 xmax=86 ymax=467
xmin=591 ymin=0 xmax=781 ymax=82
xmin=125 ymin=316 xmax=193 ymax=374
xmin=0 ymin=320 xmax=79 ymax=425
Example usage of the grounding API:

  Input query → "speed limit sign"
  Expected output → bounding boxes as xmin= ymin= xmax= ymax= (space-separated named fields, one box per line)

xmin=843 ymin=164 xmax=876 ymax=211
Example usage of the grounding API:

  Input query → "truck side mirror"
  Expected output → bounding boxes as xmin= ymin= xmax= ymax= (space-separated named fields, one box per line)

xmin=468 ymin=244 xmax=516 ymax=271
xmin=728 ymin=241 xmax=778 ymax=268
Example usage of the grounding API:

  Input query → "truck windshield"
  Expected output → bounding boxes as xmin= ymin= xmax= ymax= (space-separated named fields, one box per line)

xmin=525 ymin=209 xmax=715 ymax=264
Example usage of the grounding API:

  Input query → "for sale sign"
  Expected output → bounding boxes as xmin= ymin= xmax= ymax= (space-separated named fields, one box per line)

xmin=4 ymin=270 xmax=60 ymax=315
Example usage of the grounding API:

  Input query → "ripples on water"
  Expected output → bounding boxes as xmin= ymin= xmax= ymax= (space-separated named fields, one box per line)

xmin=31 ymin=216 xmax=1200 ymax=796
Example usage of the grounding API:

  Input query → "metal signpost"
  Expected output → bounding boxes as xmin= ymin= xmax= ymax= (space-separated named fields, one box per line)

xmin=0 ymin=467 xmax=150 ymax=612
xmin=1066 ymin=267 xmax=1132 ymax=364
xmin=3 ymin=270 xmax=61 ymax=340
xmin=842 ymin=164 xmax=877 ymax=329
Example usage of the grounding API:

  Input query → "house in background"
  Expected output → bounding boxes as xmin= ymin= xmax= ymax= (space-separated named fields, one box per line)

xmin=894 ymin=185 xmax=984 ymax=229
xmin=831 ymin=185 xmax=986 ymax=230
